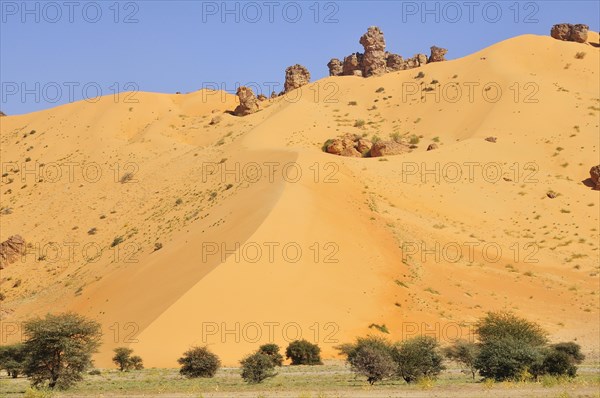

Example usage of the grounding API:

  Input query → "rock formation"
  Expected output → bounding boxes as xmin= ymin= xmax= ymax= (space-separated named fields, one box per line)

xmin=0 ymin=235 xmax=25 ymax=269
xmin=0 ymin=111 xmax=6 ymax=117
xmin=328 ymin=27 xmax=448 ymax=77
xmin=386 ymin=53 xmax=405 ymax=71
xmin=343 ymin=53 xmax=364 ymax=76
xmin=257 ymin=94 xmax=267 ymax=101
xmin=324 ymin=134 xmax=375 ymax=158
xmin=284 ymin=64 xmax=311 ymax=92
xmin=427 ymin=143 xmax=438 ymax=151
xmin=359 ymin=26 xmax=387 ymax=77
xmin=551 ymin=23 xmax=571 ymax=40
xmin=429 ymin=46 xmax=448 ymax=62
xmin=590 ymin=165 xmax=600 ymax=190
xmin=234 ymin=87 xmax=259 ymax=116
xmin=570 ymin=24 xmax=589 ymax=43
xmin=551 ymin=23 xmax=589 ymax=43
xmin=327 ymin=58 xmax=343 ymax=76
xmin=369 ymin=141 xmax=410 ymax=157
xmin=325 ymin=135 xmax=362 ymax=158
xmin=356 ymin=139 xmax=373 ymax=155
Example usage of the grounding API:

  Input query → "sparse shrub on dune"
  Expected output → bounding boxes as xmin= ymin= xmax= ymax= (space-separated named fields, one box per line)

xmin=390 ymin=132 xmax=402 ymax=143
xmin=354 ymin=119 xmax=366 ymax=128
xmin=368 ymin=323 xmax=390 ymax=334
xmin=110 ymin=236 xmax=124 ymax=247
xmin=177 ymin=346 xmax=221 ymax=378
xmin=119 ymin=172 xmax=134 ymax=184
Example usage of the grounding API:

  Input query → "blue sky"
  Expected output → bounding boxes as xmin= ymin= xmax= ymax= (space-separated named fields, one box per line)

xmin=1 ymin=0 xmax=599 ymax=115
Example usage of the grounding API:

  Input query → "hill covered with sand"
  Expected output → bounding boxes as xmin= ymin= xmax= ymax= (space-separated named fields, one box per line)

xmin=1 ymin=30 xmax=599 ymax=367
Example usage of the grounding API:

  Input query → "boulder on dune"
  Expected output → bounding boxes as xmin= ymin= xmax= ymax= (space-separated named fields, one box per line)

xmin=0 ymin=235 xmax=26 ymax=269
xmin=369 ymin=141 xmax=410 ymax=157
xmin=234 ymin=87 xmax=259 ymax=116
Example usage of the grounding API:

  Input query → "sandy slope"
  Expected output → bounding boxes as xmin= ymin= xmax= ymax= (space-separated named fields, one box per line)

xmin=1 ymin=33 xmax=599 ymax=367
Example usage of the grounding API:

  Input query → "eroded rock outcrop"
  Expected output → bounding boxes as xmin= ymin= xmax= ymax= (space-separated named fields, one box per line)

xmin=551 ymin=23 xmax=589 ymax=43
xmin=570 ymin=24 xmax=589 ymax=43
xmin=343 ymin=53 xmax=364 ymax=76
xmin=590 ymin=165 xmax=600 ymax=190
xmin=369 ymin=141 xmax=410 ymax=157
xmin=324 ymin=134 xmax=374 ymax=158
xmin=0 ymin=235 xmax=25 ymax=269
xmin=360 ymin=26 xmax=387 ymax=77
xmin=324 ymin=133 xmax=415 ymax=158
xmin=284 ymin=64 xmax=311 ymax=92
xmin=325 ymin=135 xmax=362 ymax=158
xmin=356 ymin=139 xmax=373 ymax=155
xmin=327 ymin=58 xmax=343 ymax=76
xmin=328 ymin=26 xmax=447 ymax=77
xmin=429 ymin=46 xmax=448 ymax=62
xmin=0 ymin=111 xmax=6 ymax=117
xmin=234 ymin=87 xmax=259 ymax=116
xmin=386 ymin=53 xmax=405 ymax=71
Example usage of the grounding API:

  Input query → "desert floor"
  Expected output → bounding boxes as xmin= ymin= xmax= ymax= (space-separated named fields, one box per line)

xmin=1 ymin=361 xmax=599 ymax=398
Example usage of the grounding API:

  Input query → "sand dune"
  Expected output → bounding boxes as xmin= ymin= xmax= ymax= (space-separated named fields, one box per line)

xmin=1 ymin=33 xmax=598 ymax=367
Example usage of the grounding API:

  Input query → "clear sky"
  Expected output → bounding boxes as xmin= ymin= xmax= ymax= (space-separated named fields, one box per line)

xmin=1 ymin=0 xmax=599 ymax=115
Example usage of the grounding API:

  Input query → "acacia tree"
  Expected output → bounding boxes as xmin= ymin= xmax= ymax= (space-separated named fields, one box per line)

xmin=257 ymin=344 xmax=284 ymax=367
xmin=240 ymin=352 xmax=277 ymax=384
xmin=444 ymin=340 xmax=479 ymax=379
xmin=285 ymin=340 xmax=322 ymax=365
xmin=23 ymin=313 xmax=102 ymax=389
xmin=0 ymin=344 xmax=27 ymax=378
xmin=392 ymin=336 xmax=445 ymax=383
xmin=178 ymin=346 xmax=221 ymax=378
xmin=112 ymin=347 xmax=143 ymax=371
xmin=113 ymin=347 xmax=134 ymax=371
xmin=340 ymin=336 xmax=397 ymax=385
